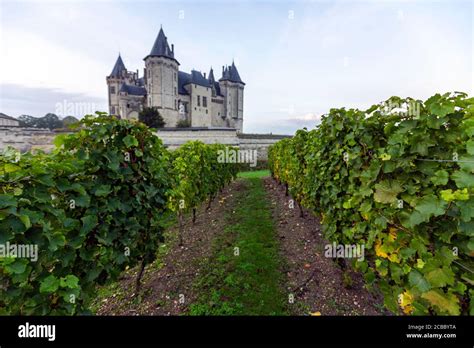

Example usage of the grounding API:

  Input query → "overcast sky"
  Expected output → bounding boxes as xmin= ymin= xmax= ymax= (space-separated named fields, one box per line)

xmin=0 ymin=0 xmax=472 ymax=134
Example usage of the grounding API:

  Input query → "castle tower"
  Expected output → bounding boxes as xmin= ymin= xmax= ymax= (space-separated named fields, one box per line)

xmin=144 ymin=27 xmax=180 ymax=126
xmin=219 ymin=61 xmax=245 ymax=132
xmin=106 ymin=54 xmax=127 ymax=116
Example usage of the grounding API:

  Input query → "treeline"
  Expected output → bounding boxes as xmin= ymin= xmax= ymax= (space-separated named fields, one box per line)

xmin=17 ymin=113 xmax=79 ymax=129
xmin=269 ymin=92 xmax=474 ymax=315
xmin=0 ymin=113 xmax=237 ymax=315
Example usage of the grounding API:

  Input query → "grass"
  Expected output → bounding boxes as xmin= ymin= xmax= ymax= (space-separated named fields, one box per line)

xmin=189 ymin=175 xmax=288 ymax=315
xmin=237 ymin=170 xmax=270 ymax=179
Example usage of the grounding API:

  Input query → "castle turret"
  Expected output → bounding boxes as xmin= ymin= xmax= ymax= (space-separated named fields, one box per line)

xmin=106 ymin=54 xmax=127 ymax=116
xmin=219 ymin=61 xmax=245 ymax=132
xmin=208 ymin=67 xmax=216 ymax=97
xmin=144 ymin=26 xmax=180 ymax=126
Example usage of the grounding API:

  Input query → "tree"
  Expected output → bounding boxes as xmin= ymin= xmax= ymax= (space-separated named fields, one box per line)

xmin=18 ymin=113 xmax=63 ymax=129
xmin=139 ymin=107 xmax=165 ymax=129
xmin=62 ymin=116 xmax=80 ymax=129
xmin=176 ymin=119 xmax=191 ymax=128
xmin=39 ymin=113 xmax=63 ymax=129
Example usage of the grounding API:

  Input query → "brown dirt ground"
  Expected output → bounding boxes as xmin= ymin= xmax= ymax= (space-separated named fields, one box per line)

xmin=95 ymin=180 xmax=246 ymax=315
xmin=263 ymin=176 xmax=388 ymax=316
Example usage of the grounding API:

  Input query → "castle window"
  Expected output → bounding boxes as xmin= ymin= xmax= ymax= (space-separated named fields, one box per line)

xmin=175 ymin=99 xmax=177 ymax=110
xmin=206 ymin=109 xmax=208 ymax=114
xmin=110 ymin=86 xmax=115 ymax=94
xmin=127 ymin=103 xmax=130 ymax=108
xmin=203 ymin=97 xmax=207 ymax=107
xmin=174 ymin=72 xmax=177 ymax=81
xmin=197 ymin=96 xmax=201 ymax=107
xmin=174 ymin=87 xmax=177 ymax=96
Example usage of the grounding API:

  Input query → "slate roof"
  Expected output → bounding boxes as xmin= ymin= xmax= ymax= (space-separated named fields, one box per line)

xmin=120 ymin=84 xmax=147 ymax=96
xmin=177 ymin=70 xmax=224 ymax=97
xmin=191 ymin=70 xmax=211 ymax=87
xmin=145 ymin=27 xmax=178 ymax=64
xmin=110 ymin=54 xmax=126 ymax=77
xmin=178 ymin=71 xmax=191 ymax=95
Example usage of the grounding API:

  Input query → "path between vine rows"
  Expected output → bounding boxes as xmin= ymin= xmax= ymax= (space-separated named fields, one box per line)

xmin=95 ymin=172 xmax=386 ymax=316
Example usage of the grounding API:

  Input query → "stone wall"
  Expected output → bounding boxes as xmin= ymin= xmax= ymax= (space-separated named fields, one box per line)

xmin=237 ymin=133 xmax=291 ymax=160
xmin=155 ymin=128 xmax=291 ymax=159
xmin=0 ymin=127 xmax=58 ymax=153
xmin=155 ymin=128 xmax=239 ymax=149
xmin=0 ymin=127 xmax=291 ymax=160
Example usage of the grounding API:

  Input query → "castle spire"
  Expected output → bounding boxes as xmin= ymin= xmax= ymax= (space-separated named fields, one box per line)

xmin=208 ymin=67 xmax=215 ymax=83
xmin=145 ymin=26 xmax=178 ymax=64
xmin=109 ymin=54 xmax=126 ymax=77
xmin=220 ymin=61 xmax=244 ymax=84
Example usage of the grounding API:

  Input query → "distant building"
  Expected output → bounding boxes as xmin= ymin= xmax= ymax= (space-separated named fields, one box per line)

xmin=0 ymin=113 xmax=20 ymax=127
xmin=106 ymin=26 xmax=245 ymax=132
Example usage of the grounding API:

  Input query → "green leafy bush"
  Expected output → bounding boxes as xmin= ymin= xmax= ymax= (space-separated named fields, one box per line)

xmin=0 ymin=113 xmax=237 ymax=315
xmin=269 ymin=92 xmax=474 ymax=315
xmin=168 ymin=141 xmax=238 ymax=243
xmin=0 ymin=114 xmax=171 ymax=314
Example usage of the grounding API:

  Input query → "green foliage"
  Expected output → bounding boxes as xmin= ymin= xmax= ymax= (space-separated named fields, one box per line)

xmin=138 ymin=107 xmax=165 ymax=129
xmin=169 ymin=141 xmax=238 ymax=214
xmin=0 ymin=112 xmax=237 ymax=315
xmin=269 ymin=92 xmax=474 ymax=315
xmin=175 ymin=119 xmax=191 ymax=128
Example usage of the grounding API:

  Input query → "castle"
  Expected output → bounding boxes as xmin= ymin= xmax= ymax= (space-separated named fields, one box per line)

xmin=106 ymin=27 xmax=245 ymax=132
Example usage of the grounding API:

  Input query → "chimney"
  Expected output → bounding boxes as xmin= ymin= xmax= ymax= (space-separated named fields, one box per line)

xmin=222 ymin=66 xmax=225 ymax=74
xmin=204 ymin=72 xmax=206 ymax=79
xmin=171 ymin=44 xmax=174 ymax=54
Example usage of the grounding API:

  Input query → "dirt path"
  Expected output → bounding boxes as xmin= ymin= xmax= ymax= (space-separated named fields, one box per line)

xmin=95 ymin=180 xmax=246 ymax=315
xmin=263 ymin=176 xmax=387 ymax=315
xmin=95 ymin=174 xmax=387 ymax=316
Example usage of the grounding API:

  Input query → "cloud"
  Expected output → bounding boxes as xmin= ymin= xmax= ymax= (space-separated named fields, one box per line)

xmin=0 ymin=83 xmax=107 ymax=118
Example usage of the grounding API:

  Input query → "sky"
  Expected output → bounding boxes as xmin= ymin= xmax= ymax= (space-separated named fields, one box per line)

xmin=0 ymin=0 xmax=472 ymax=134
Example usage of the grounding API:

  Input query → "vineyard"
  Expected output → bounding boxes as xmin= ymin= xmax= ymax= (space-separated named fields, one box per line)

xmin=1 ymin=93 xmax=473 ymax=316
xmin=0 ymin=114 xmax=237 ymax=315
xmin=269 ymin=92 xmax=474 ymax=315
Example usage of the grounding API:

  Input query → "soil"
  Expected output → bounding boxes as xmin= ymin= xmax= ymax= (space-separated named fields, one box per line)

xmin=263 ymin=176 xmax=388 ymax=315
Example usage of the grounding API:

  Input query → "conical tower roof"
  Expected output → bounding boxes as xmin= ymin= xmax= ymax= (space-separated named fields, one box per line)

xmin=219 ymin=62 xmax=245 ymax=85
xmin=110 ymin=54 xmax=126 ymax=77
xmin=145 ymin=26 xmax=179 ymax=64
